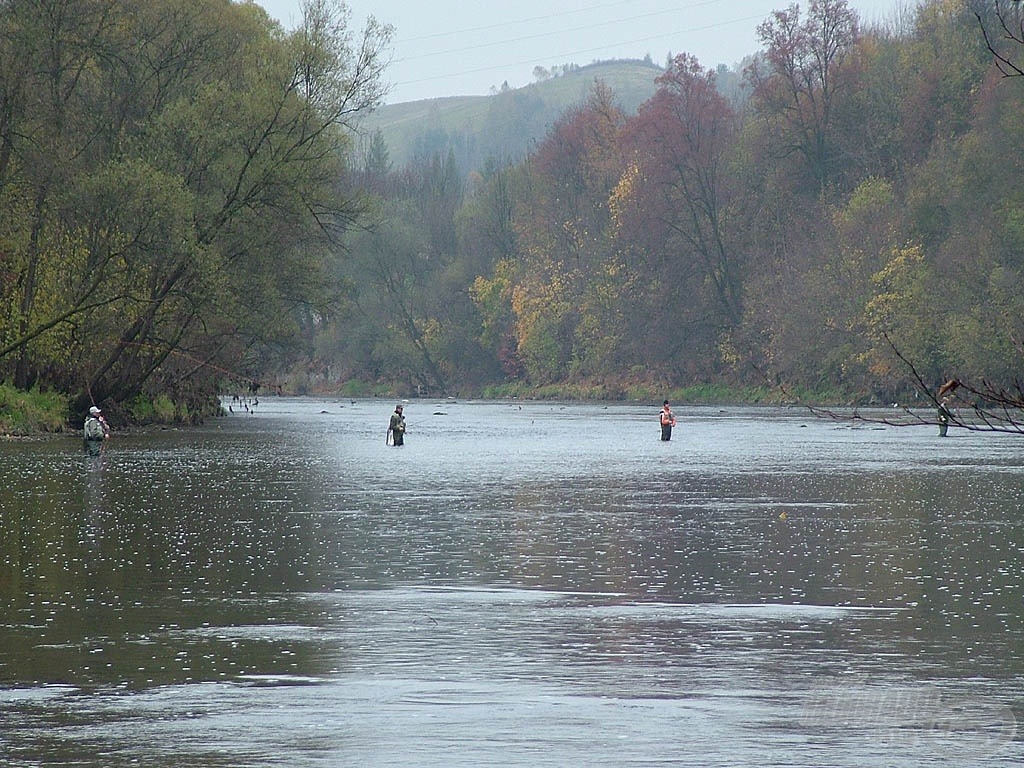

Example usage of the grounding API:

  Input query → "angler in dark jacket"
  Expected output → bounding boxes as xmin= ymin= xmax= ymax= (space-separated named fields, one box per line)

xmin=388 ymin=404 xmax=406 ymax=446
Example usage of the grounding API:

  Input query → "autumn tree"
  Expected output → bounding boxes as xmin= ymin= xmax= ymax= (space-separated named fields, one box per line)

xmin=898 ymin=0 xmax=994 ymax=167
xmin=881 ymin=57 xmax=1024 ymax=390
xmin=458 ymin=161 xmax=522 ymax=382
xmin=508 ymin=82 xmax=627 ymax=384
xmin=612 ymin=54 xmax=743 ymax=381
xmin=748 ymin=0 xmax=860 ymax=195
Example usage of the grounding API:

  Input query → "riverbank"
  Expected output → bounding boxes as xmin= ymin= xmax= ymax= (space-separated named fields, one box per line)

xmin=323 ymin=375 xmax=843 ymax=406
xmin=0 ymin=385 xmax=68 ymax=435
xmin=0 ymin=384 xmax=223 ymax=437
xmin=0 ymin=378 xmax=890 ymax=437
xmin=476 ymin=381 xmax=790 ymax=404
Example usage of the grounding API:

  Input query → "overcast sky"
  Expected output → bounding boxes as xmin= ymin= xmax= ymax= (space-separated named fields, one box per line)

xmin=255 ymin=0 xmax=906 ymax=104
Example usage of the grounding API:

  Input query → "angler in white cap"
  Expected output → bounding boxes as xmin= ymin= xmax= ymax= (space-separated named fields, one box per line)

xmin=83 ymin=405 xmax=110 ymax=456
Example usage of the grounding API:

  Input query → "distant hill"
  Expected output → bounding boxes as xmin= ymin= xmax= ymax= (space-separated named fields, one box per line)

xmin=357 ymin=59 xmax=666 ymax=173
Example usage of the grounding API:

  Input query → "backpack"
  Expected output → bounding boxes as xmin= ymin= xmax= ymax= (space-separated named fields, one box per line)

xmin=84 ymin=417 xmax=105 ymax=440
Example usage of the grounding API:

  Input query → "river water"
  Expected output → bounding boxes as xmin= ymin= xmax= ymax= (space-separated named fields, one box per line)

xmin=0 ymin=397 xmax=1021 ymax=766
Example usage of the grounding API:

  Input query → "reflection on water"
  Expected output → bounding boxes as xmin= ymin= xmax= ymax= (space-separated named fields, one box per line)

xmin=0 ymin=399 xmax=1021 ymax=766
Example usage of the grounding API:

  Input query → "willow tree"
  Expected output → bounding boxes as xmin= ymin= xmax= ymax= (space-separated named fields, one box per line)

xmin=0 ymin=0 xmax=392 ymax=419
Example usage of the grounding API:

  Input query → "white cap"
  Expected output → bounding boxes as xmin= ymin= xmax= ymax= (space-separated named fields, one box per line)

xmin=89 ymin=406 xmax=101 ymax=416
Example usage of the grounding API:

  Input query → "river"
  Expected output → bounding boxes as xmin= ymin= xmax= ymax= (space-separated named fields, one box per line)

xmin=0 ymin=398 xmax=1021 ymax=766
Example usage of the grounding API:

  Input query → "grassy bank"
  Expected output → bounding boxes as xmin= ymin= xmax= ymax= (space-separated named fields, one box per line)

xmin=0 ymin=377 xmax=871 ymax=437
xmin=0 ymin=383 xmax=224 ymax=436
xmin=0 ymin=384 xmax=70 ymax=436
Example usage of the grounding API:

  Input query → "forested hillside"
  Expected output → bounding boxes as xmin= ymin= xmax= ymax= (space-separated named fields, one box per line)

xmin=358 ymin=58 xmax=670 ymax=170
xmin=2 ymin=0 xmax=1024 ymax=424
xmin=326 ymin=0 xmax=1024 ymax=406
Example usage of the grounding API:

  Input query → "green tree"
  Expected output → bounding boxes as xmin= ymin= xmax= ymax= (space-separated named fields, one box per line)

xmin=458 ymin=162 xmax=522 ymax=380
xmin=0 ymin=0 xmax=392 ymax=418
xmin=863 ymin=242 xmax=947 ymax=388
xmin=898 ymin=0 xmax=993 ymax=162
xmin=333 ymin=148 xmax=468 ymax=395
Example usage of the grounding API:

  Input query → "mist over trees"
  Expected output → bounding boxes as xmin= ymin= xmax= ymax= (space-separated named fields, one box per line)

xmin=2 ymin=0 xmax=1024 ymax=421
xmin=330 ymin=0 xmax=1024 ymax=406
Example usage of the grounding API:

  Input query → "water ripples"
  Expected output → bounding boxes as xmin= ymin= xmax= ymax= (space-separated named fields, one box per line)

xmin=0 ymin=400 xmax=1021 ymax=766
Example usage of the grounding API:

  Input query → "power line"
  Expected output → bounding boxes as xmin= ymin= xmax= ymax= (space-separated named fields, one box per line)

xmin=398 ymin=0 xmax=727 ymax=46
xmin=395 ymin=1 xmax=732 ymax=64
xmin=393 ymin=12 xmax=765 ymax=88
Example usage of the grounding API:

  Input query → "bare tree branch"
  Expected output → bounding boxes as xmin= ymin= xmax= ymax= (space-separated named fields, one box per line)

xmin=762 ymin=332 xmax=1024 ymax=434
xmin=972 ymin=0 xmax=1024 ymax=78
